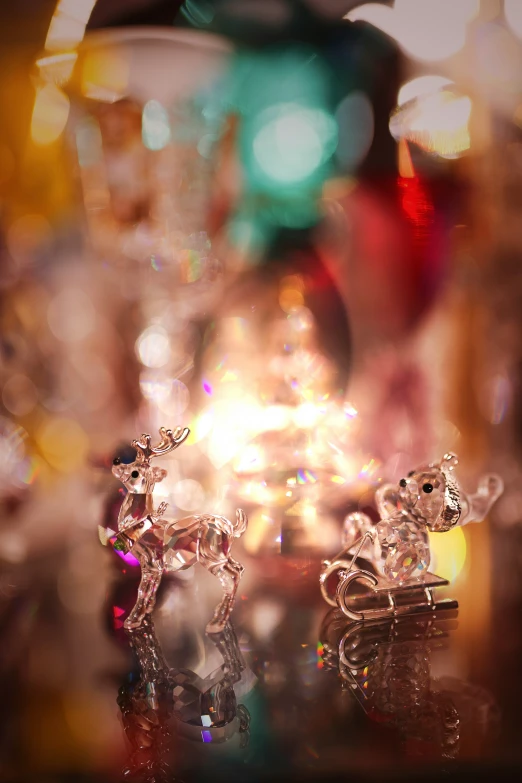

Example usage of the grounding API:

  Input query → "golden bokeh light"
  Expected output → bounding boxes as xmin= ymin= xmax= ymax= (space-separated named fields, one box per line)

xmin=428 ymin=526 xmax=467 ymax=583
xmin=398 ymin=75 xmax=453 ymax=108
xmin=36 ymin=52 xmax=78 ymax=85
xmin=36 ymin=417 xmax=90 ymax=473
xmin=81 ymin=49 xmax=129 ymax=103
xmin=31 ymin=84 xmax=70 ymax=146
xmin=390 ymin=89 xmax=472 ymax=159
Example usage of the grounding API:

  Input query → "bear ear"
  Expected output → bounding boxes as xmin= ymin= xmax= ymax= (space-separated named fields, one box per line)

xmin=152 ymin=467 xmax=167 ymax=483
xmin=441 ymin=452 xmax=459 ymax=471
xmin=427 ymin=469 xmax=462 ymax=532
xmin=375 ymin=483 xmax=400 ymax=518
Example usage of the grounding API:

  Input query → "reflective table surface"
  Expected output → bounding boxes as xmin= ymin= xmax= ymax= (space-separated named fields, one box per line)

xmin=1 ymin=480 xmax=522 ymax=783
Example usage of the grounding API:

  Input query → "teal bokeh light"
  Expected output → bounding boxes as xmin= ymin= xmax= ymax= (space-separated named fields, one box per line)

xmin=252 ymin=103 xmax=337 ymax=189
xmin=180 ymin=0 xmax=216 ymax=27
xmin=142 ymin=100 xmax=171 ymax=151
xmin=227 ymin=47 xmax=338 ymax=228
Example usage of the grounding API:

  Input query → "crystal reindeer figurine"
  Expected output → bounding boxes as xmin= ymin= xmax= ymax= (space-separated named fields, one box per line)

xmin=106 ymin=427 xmax=248 ymax=633
xmin=320 ymin=453 xmax=503 ymax=619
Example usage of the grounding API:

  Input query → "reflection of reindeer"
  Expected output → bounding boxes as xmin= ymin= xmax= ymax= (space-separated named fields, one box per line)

xmin=110 ymin=427 xmax=248 ymax=633
xmin=118 ymin=619 xmax=250 ymax=779
xmin=169 ymin=621 xmax=251 ymax=746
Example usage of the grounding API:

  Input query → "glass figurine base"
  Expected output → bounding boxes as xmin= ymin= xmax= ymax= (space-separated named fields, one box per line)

xmin=321 ymin=561 xmax=458 ymax=622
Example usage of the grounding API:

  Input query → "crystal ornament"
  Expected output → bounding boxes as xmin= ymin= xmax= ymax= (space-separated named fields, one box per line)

xmin=341 ymin=452 xmax=503 ymax=585
xmin=378 ymin=513 xmax=430 ymax=582
xmin=104 ymin=426 xmax=248 ymax=633
xmin=320 ymin=453 xmax=503 ymax=620
xmin=163 ymin=517 xmax=200 ymax=571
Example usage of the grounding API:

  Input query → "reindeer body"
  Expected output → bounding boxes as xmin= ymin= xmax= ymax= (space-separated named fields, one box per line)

xmin=110 ymin=427 xmax=248 ymax=633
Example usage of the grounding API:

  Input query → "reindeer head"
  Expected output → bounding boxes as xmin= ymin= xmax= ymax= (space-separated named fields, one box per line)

xmin=396 ymin=452 xmax=461 ymax=532
xmin=112 ymin=426 xmax=190 ymax=494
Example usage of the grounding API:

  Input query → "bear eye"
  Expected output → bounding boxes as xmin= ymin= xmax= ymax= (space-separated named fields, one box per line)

xmin=131 ymin=470 xmax=140 ymax=479
xmin=422 ymin=483 xmax=433 ymax=493
xmin=399 ymin=478 xmax=407 ymax=487
xmin=408 ymin=470 xmax=414 ymax=477
xmin=113 ymin=457 xmax=121 ymax=465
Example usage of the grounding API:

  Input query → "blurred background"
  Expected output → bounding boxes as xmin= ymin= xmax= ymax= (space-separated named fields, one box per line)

xmin=2 ymin=1 xmax=522 ymax=781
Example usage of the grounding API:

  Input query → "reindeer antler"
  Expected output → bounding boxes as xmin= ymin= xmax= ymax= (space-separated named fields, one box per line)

xmin=132 ymin=426 xmax=190 ymax=463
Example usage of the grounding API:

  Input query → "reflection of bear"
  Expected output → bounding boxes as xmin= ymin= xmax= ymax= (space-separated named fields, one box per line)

xmin=320 ymin=610 xmax=499 ymax=760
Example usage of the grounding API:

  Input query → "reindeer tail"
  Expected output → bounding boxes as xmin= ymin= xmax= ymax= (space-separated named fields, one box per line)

xmin=233 ymin=508 xmax=248 ymax=538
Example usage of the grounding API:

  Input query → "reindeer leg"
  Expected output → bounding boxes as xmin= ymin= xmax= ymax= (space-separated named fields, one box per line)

xmin=210 ymin=621 xmax=245 ymax=684
xmin=125 ymin=547 xmax=163 ymax=630
xmin=206 ymin=558 xmax=243 ymax=634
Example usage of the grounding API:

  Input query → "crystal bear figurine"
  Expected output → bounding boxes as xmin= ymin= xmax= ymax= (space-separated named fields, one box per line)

xmin=320 ymin=453 xmax=503 ymax=620
xmin=342 ymin=452 xmax=503 ymax=584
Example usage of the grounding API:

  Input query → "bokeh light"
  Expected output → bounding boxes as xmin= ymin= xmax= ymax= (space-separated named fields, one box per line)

xmin=390 ymin=88 xmax=472 ymax=159
xmin=139 ymin=373 xmax=173 ymax=404
xmin=47 ymin=289 xmax=96 ymax=343
xmin=172 ymin=479 xmax=206 ymax=512
xmin=157 ymin=379 xmax=190 ymax=417
xmin=505 ymin=0 xmax=522 ymax=40
xmin=36 ymin=52 xmax=78 ymax=86
xmin=335 ymin=91 xmax=374 ymax=172
xmin=136 ymin=326 xmax=171 ymax=368
xmin=81 ymin=47 xmax=129 ymax=102
xmin=252 ymin=103 xmax=337 ymax=188
xmin=229 ymin=46 xmax=339 ymax=229
xmin=3 ymin=3 xmax=515 ymax=778
xmin=142 ymin=100 xmax=171 ymax=151
xmin=347 ymin=0 xmax=479 ymax=63
xmin=31 ymin=84 xmax=70 ymax=146
xmin=398 ymin=76 xmax=453 ymax=107
xmin=428 ymin=527 xmax=467 ymax=583
xmin=45 ymin=0 xmax=97 ymax=51
xmin=36 ymin=417 xmax=89 ymax=472
xmin=2 ymin=375 xmax=38 ymax=417
xmin=7 ymin=215 xmax=53 ymax=266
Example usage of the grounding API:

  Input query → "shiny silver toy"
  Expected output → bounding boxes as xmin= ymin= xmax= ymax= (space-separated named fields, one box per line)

xmin=320 ymin=453 xmax=503 ymax=620
xmin=105 ymin=426 xmax=248 ymax=633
